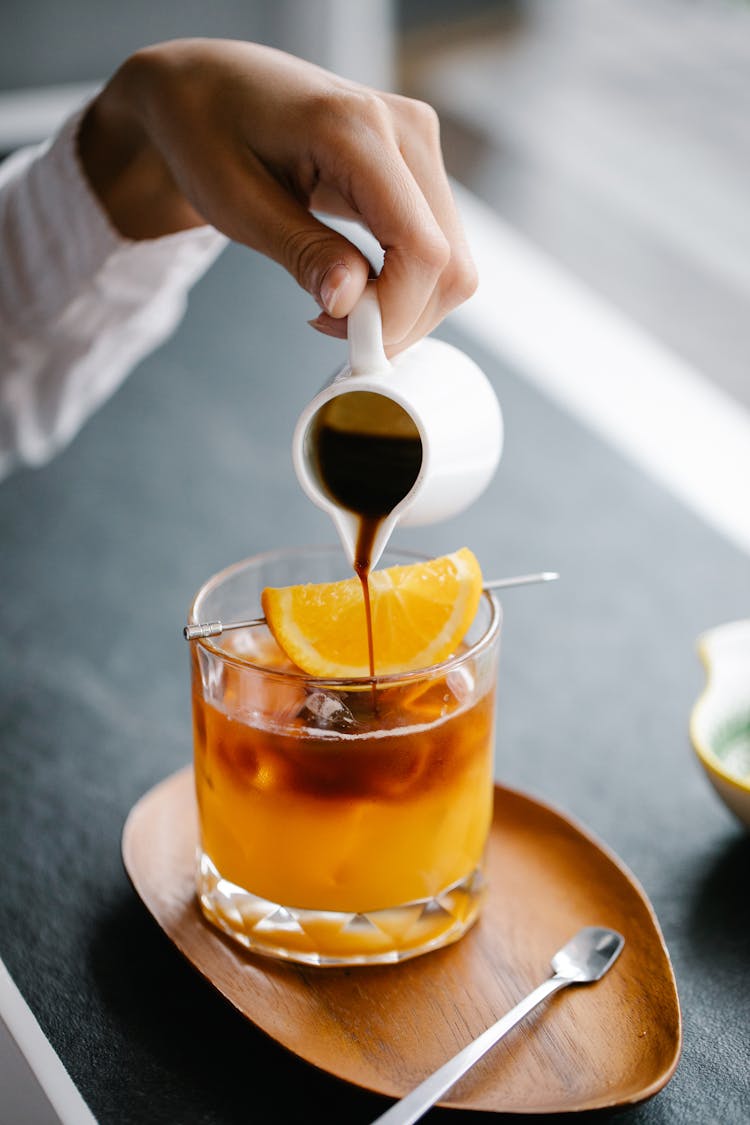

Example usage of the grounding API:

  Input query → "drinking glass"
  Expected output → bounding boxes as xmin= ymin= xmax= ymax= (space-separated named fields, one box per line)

xmin=188 ymin=545 xmax=502 ymax=966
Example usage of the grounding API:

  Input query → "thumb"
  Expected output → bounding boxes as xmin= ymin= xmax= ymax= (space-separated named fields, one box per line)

xmin=281 ymin=217 xmax=371 ymax=317
xmin=189 ymin=154 xmax=372 ymax=316
xmin=231 ymin=189 xmax=371 ymax=316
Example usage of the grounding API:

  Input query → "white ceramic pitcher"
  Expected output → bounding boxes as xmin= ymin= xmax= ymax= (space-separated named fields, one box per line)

xmin=292 ymin=284 xmax=503 ymax=569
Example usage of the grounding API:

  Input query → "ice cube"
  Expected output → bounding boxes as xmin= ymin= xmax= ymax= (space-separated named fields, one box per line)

xmin=446 ymin=665 xmax=475 ymax=705
xmin=298 ymin=690 xmax=356 ymax=732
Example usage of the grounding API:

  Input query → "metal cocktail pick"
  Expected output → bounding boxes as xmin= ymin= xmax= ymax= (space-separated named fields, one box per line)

xmin=183 ymin=571 xmax=559 ymax=641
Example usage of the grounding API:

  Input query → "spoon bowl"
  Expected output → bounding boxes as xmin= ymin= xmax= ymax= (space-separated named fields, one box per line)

xmin=552 ymin=926 xmax=625 ymax=982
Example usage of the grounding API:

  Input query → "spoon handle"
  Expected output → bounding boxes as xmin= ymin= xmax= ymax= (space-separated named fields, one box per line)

xmin=370 ymin=974 xmax=570 ymax=1125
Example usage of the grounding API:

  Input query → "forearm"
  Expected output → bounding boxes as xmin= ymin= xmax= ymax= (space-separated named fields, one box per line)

xmin=0 ymin=104 xmax=225 ymax=477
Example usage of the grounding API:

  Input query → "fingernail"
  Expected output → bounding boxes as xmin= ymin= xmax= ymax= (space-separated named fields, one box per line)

xmin=319 ymin=263 xmax=350 ymax=316
xmin=308 ymin=315 xmax=346 ymax=339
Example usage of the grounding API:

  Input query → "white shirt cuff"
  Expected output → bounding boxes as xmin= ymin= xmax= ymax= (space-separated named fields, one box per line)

xmin=0 ymin=103 xmax=227 ymax=476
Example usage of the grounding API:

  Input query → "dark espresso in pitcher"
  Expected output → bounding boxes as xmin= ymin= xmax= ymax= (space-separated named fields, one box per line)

xmin=310 ymin=391 xmax=423 ymax=679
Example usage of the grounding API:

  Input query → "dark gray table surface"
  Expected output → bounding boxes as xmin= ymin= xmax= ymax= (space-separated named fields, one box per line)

xmin=1 ymin=243 xmax=748 ymax=1124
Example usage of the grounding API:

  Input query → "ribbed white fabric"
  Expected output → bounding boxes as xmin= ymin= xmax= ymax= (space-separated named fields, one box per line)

xmin=0 ymin=105 xmax=227 ymax=479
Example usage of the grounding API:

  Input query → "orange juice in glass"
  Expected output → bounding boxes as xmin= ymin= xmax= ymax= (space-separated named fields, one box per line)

xmin=189 ymin=546 xmax=501 ymax=966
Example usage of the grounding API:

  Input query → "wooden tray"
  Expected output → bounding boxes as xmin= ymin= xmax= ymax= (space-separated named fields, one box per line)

xmin=122 ymin=768 xmax=681 ymax=1114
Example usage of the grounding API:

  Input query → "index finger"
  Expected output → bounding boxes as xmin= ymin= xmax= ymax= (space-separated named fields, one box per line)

xmin=316 ymin=108 xmax=451 ymax=345
xmin=377 ymin=93 xmax=478 ymax=349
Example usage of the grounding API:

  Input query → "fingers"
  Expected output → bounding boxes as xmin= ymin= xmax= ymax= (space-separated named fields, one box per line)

xmin=380 ymin=94 xmax=478 ymax=350
xmin=308 ymin=90 xmax=477 ymax=351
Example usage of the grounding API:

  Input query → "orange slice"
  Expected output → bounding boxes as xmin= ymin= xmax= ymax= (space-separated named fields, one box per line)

xmin=261 ymin=548 xmax=483 ymax=678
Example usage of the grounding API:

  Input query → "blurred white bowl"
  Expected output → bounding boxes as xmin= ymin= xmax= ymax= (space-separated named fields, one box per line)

xmin=690 ymin=620 xmax=750 ymax=829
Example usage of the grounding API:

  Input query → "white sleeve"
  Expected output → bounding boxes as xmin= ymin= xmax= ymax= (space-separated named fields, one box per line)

xmin=0 ymin=104 xmax=228 ymax=480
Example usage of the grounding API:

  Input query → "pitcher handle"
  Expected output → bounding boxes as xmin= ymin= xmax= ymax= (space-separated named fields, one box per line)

xmin=347 ymin=282 xmax=390 ymax=374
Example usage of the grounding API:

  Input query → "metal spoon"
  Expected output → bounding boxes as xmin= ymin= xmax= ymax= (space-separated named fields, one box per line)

xmin=370 ymin=926 xmax=624 ymax=1125
xmin=182 ymin=571 xmax=559 ymax=641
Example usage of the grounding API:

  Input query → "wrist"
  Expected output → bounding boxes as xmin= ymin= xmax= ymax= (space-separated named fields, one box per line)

xmin=77 ymin=53 xmax=204 ymax=240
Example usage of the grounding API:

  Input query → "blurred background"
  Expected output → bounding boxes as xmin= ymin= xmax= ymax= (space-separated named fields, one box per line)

xmin=1 ymin=0 xmax=748 ymax=418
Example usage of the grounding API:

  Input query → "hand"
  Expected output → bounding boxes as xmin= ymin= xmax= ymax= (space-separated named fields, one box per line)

xmin=78 ymin=38 xmax=477 ymax=353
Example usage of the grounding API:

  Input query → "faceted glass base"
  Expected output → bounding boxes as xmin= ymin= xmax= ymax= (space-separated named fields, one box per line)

xmin=196 ymin=852 xmax=486 ymax=966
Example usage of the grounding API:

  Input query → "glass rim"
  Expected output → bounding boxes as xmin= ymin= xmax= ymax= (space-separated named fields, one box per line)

xmin=188 ymin=543 xmax=502 ymax=688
